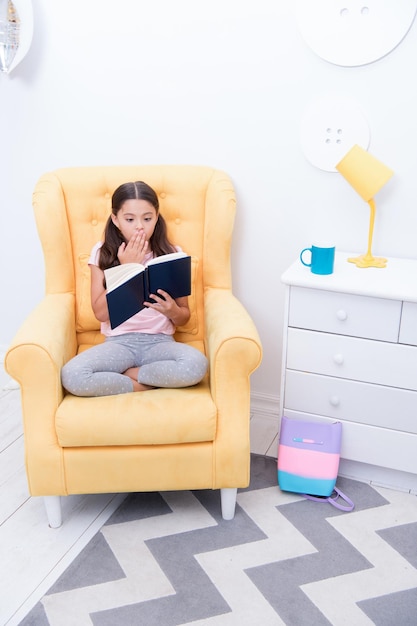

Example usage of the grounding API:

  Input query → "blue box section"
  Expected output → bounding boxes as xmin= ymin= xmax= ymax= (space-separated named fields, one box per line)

xmin=278 ymin=470 xmax=336 ymax=497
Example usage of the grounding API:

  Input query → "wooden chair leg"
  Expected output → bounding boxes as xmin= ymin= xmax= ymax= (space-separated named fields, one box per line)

xmin=220 ymin=488 xmax=237 ymax=520
xmin=43 ymin=495 xmax=62 ymax=528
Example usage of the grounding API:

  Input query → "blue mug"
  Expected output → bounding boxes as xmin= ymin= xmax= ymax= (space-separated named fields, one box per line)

xmin=300 ymin=245 xmax=335 ymax=275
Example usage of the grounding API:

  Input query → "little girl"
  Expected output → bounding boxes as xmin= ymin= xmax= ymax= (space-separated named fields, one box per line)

xmin=61 ymin=181 xmax=208 ymax=396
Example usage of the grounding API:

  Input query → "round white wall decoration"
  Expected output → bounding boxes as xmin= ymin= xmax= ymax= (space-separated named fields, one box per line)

xmin=300 ymin=95 xmax=370 ymax=172
xmin=295 ymin=0 xmax=417 ymax=67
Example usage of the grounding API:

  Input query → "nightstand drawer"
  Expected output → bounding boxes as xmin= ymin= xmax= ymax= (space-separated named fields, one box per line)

xmin=284 ymin=370 xmax=417 ymax=433
xmin=289 ymin=286 xmax=401 ymax=341
xmin=399 ymin=301 xmax=417 ymax=346
xmin=287 ymin=327 xmax=417 ymax=391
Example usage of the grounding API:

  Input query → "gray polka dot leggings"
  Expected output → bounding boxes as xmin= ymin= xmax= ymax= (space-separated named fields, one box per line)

xmin=61 ymin=332 xmax=208 ymax=397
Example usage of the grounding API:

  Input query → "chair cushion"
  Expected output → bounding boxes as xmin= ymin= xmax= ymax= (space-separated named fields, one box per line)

xmin=56 ymin=378 xmax=216 ymax=447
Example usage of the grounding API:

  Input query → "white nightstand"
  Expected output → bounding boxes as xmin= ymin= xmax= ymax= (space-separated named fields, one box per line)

xmin=280 ymin=251 xmax=417 ymax=493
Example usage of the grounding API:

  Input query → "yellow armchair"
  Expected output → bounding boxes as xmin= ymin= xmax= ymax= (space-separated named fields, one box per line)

xmin=5 ymin=165 xmax=262 ymax=526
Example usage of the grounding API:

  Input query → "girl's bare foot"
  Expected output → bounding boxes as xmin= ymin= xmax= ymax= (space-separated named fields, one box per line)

xmin=123 ymin=367 xmax=154 ymax=392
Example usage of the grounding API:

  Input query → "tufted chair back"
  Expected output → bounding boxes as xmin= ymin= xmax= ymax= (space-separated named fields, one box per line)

xmin=33 ymin=165 xmax=235 ymax=349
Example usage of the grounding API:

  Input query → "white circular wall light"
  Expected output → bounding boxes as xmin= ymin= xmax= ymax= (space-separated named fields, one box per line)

xmin=295 ymin=0 xmax=417 ymax=66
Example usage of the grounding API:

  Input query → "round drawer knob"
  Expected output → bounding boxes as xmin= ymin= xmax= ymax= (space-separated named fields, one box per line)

xmin=336 ymin=309 xmax=347 ymax=321
xmin=330 ymin=395 xmax=340 ymax=407
xmin=333 ymin=353 xmax=344 ymax=365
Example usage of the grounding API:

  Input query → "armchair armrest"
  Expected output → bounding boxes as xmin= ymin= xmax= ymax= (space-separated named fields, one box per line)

xmin=5 ymin=293 xmax=76 ymax=409
xmin=204 ymin=287 xmax=262 ymax=488
xmin=5 ymin=293 xmax=76 ymax=495
xmin=6 ymin=293 xmax=76 ymax=383
xmin=204 ymin=287 xmax=262 ymax=393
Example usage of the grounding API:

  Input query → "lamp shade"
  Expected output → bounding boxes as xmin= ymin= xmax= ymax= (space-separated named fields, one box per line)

xmin=336 ymin=144 xmax=393 ymax=202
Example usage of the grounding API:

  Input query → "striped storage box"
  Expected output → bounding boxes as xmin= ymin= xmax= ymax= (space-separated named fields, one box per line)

xmin=277 ymin=416 xmax=342 ymax=497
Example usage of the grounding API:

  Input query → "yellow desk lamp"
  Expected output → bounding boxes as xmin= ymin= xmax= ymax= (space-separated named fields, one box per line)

xmin=336 ymin=144 xmax=394 ymax=268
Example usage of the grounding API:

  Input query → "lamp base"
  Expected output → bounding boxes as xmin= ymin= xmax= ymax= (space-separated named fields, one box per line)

xmin=347 ymin=254 xmax=387 ymax=268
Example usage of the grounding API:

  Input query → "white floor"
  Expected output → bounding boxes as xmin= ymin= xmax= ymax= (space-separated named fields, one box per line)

xmin=0 ymin=381 xmax=279 ymax=626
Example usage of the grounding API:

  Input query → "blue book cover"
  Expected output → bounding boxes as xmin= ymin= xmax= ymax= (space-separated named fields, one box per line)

xmin=104 ymin=252 xmax=191 ymax=329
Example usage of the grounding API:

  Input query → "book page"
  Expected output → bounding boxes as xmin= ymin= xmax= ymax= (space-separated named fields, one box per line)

xmin=104 ymin=263 xmax=145 ymax=293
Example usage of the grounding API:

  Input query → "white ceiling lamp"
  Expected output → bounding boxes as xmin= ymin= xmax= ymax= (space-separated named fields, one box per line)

xmin=0 ymin=0 xmax=33 ymax=74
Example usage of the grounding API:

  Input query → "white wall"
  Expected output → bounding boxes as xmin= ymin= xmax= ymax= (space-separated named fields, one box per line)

xmin=2 ymin=0 xmax=417 ymax=412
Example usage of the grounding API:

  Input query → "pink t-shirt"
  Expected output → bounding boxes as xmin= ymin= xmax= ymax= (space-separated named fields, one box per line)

xmin=89 ymin=242 xmax=180 ymax=337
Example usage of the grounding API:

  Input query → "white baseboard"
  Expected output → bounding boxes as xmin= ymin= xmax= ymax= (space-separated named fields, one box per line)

xmin=339 ymin=458 xmax=417 ymax=495
xmin=250 ymin=391 xmax=280 ymax=420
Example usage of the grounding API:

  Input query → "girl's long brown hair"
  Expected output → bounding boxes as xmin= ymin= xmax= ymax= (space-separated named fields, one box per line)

xmin=99 ymin=181 xmax=176 ymax=271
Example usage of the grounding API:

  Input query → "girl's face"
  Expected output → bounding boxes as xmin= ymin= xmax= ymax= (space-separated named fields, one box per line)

xmin=111 ymin=199 xmax=158 ymax=244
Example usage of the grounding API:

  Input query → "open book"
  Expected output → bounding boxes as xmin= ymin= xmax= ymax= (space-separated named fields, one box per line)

xmin=104 ymin=251 xmax=191 ymax=329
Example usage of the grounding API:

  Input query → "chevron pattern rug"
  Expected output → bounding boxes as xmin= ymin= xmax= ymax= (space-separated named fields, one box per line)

xmin=21 ymin=455 xmax=417 ymax=625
